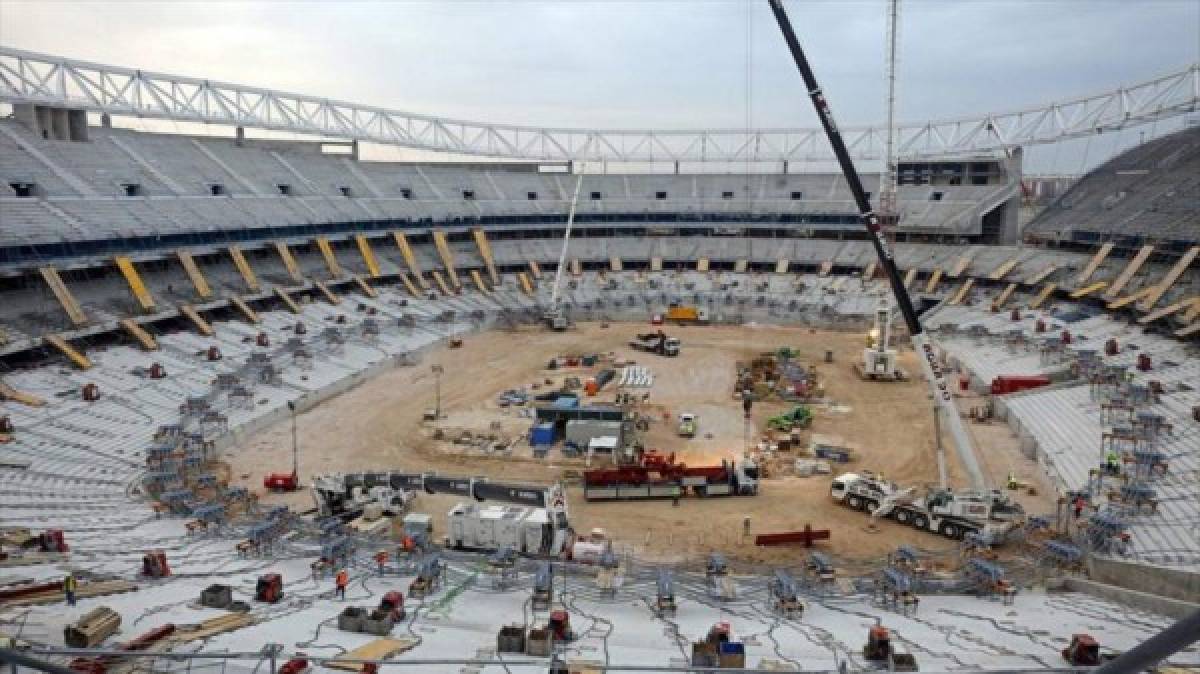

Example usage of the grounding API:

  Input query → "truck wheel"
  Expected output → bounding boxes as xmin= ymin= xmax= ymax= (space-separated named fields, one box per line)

xmin=847 ymin=495 xmax=863 ymax=510
xmin=912 ymin=514 xmax=928 ymax=530
xmin=865 ymin=499 xmax=879 ymax=513
xmin=894 ymin=510 xmax=910 ymax=524
xmin=940 ymin=522 xmax=960 ymax=539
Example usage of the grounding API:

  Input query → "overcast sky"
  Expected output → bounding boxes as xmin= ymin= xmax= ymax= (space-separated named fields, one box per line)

xmin=2 ymin=0 xmax=1198 ymax=170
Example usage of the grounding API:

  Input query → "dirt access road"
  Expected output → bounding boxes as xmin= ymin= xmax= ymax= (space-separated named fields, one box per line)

xmin=227 ymin=322 xmax=1054 ymax=566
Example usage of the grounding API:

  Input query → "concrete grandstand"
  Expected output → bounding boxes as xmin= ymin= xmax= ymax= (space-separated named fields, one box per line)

xmin=1 ymin=45 xmax=1199 ymax=674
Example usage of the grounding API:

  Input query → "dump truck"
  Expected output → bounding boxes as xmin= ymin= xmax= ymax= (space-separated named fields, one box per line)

xmin=629 ymin=331 xmax=680 ymax=356
xmin=665 ymin=306 xmax=709 ymax=325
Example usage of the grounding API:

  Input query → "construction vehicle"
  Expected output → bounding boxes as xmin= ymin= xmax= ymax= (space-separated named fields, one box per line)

xmin=864 ymin=624 xmax=918 ymax=671
xmin=447 ymin=503 xmax=558 ymax=555
xmin=768 ymin=570 xmax=804 ymax=617
xmin=141 ymin=551 xmax=170 ymax=578
xmin=665 ymin=305 xmax=709 ymax=325
xmin=855 ymin=301 xmax=905 ymax=381
xmin=766 ymin=405 xmax=812 ymax=432
xmin=379 ymin=591 xmax=405 ymax=621
xmin=255 ymin=573 xmax=283 ymax=603
xmin=544 ymin=174 xmax=584 ymax=331
xmin=830 ymin=472 xmax=1024 ymax=541
xmin=548 ymin=610 xmax=573 ymax=642
xmin=532 ymin=561 xmax=554 ymax=609
xmin=677 ymin=412 xmax=697 ymax=437
xmin=628 ymin=330 xmax=680 ymax=356
xmin=1062 ymin=634 xmax=1109 ymax=666
xmin=691 ymin=622 xmax=745 ymax=668
xmin=768 ymin=0 xmax=989 ymax=496
xmin=31 ymin=529 xmax=68 ymax=553
xmin=583 ymin=450 xmax=758 ymax=501
xmin=264 ymin=400 xmax=301 ymax=492
xmin=656 ymin=569 xmax=676 ymax=614
xmin=408 ymin=555 xmax=443 ymax=598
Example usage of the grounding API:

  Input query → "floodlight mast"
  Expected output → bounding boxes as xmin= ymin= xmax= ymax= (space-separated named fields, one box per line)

xmin=546 ymin=173 xmax=585 ymax=329
xmin=766 ymin=0 xmax=987 ymax=491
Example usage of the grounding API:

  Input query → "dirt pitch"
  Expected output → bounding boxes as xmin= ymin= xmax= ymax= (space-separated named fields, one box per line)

xmin=227 ymin=322 xmax=1055 ymax=566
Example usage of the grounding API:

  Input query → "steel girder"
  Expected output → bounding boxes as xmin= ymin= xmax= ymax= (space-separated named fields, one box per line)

xmin=0 ymin=46 xmax=1196 ymax=162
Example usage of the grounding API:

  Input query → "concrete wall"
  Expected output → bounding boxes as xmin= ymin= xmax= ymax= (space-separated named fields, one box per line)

xmin=1085 ymin=555 xmax=1200 ymax=607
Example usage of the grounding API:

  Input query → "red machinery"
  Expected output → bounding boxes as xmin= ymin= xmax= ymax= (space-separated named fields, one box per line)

xmin=82 ymin=383 xmax=101 ymax=402
xmin=1061 ymin=330 xmax=1072 ymax=345
xmin=264 ymin=472 xmax=299 ymax=491
xmin=37 ymin=529 xmax=68 ymax=553
xmin=256 ymin=332 xmax=270 ymax=347
xmin=149 ymin=363 xmax=166 ymax=379
xmin=379 ymin=591 xmax=405 ymax=620
xmin=583 ymin=450 xmax=757 ymax=500
xmin=255 ymin=573 xmax=284 ymax=603
xmin=548 ymin=610 xmax=573 ymax=642
xmin=1062 ymin=634 xmax=1101 ymax=666
xmin=990 ymin=375 xmax=1051 ymax=396
xmin=1137 ymin=354 xmax=1152 ymax=371
xmin=207 ymin=346 xmax=223 ymax=361
xmin=279 ymin=659 xmax=309 ymax=674
xmin=754 ymin=525 xmax=831 ymax=548
xmin=142 ymin=550 xmax=170 ymax=577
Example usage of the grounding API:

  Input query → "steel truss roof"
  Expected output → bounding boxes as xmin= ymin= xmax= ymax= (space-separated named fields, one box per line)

xmin=0 ymin=47 xmax=1196 ymax=162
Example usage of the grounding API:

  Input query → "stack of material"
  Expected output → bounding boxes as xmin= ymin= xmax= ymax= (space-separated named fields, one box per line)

xmin=619 ymin=366 xmax=654 ymax=388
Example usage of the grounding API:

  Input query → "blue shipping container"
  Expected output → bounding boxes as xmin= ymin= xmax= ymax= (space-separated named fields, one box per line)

xmin=530 ymin=423 xmax=556 ymax=446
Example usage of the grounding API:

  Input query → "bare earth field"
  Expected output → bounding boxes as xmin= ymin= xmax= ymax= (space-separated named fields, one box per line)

xmin=226 ymin=322 xmax=1055 ymax=566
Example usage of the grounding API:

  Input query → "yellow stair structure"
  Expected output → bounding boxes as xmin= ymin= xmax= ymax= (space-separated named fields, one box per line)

xmin=1025 ymin=264 xmax=1057 ymax=285
xmin=817 ymin=260 xmax=831 ymax=276
xmin=949 ymin=279 xmax=974 ymax=305
xmin=274 ymin=287 xmax=301 ymax=314
xmin=179 ymin=304 xmax=214 ymax=336
xmin=1030 ymin=283 xmax=1057 ymax=309
xmin=393 ymin=232 xmax=427 ymax=286
xmin=1138 ymin=296 xmax=1198 ymax=325
xmin=570 ymin=258 xmax=583 ymax=276
xmin=924 ymin=268 xmax=944 ymax=293
xmin=529 ymin=260 xmax=543 ymax=279
xmin=991 ymin=282 xmax=1018 ymax=310
xmin=775 ymin=259 xmax=789 ymax=274
xmin=948 ymin=254 xmax=973 ymax=278
xmin=863 ymin=260 xmax=877 ymax=280
xmin=611 ymin=256 xmax=624 ymax=272
xmin=1136 ymin=246 xmax=1198 ymax=311
xmin=1076 ymin=242 xmax=1114 ymax=285
xmin=120 ymin=318 xmax=158 ymax=350
xmin=1175 ymin=322 xmax=1200 ymax=338
xmin=313 ymin=279 xmax=340 ymax=305
xmin=472 ymin=228 xmax=500 ymax=285
xmin=518 ymin=272 xmax=535 ymax=295
xmin=430 ymin=231 xmax=460 ymax=287
xmin=903 ymin=268 xmax=918 ymax=288
xmin=1104 ymin=245 xmax=1154 ymax=298
xmin=315 ymin=237 xmax=343 ymax=278
xmin=228 ymin=246 xmax=260 ymax=292
xmin=353 ymin=275 xmax=378 ymax=298
xmin=274 ymin=241 xmax=303 ymax=282
xmin=399 ymin=273 xmax=420 ymax=297
xmin=1070 ymin=281 xmax=1107 ymax=299
xmin=431 ymin=270 xmax=451 ymax=295
xmin=734 ymin=259 xmax=748 ymax=273
xmin=229 ymin=295 xmax=261 ymax=323
xmin=176 ymin=250 xmax=213 ymax=300
xmin=0 ymin=379 xmax=46 ymax=407
xmin=470 ymin=269 xmax=490 ymax=294
xmin=1107 ymin=285 xmax=1155 ymax=310
xmin=38 ymin=266 xmax=88 ymax=327
xmin=988 ymin=256 xmax=1020 ymax=281
xmin=697 ymin=257 xmax=711 ymax=273
xmin=44 ymin=334 xmax=92 ymax=369
xmin=114 ymin=256 xmax=156 ymax=312
xmin=650 ymin=257 xmax=662 ymax=272
xmin=355 ymin=235 xmax=382 ymax=278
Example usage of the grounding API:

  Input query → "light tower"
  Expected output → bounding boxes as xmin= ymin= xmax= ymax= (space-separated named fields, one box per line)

xmin=878 ymin=0 xmax=901 ymax=237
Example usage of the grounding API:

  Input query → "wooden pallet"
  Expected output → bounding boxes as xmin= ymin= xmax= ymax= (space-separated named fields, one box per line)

xmin=326 ymin=638 xmax=419 ymax=671
xmin=1 ymin=579 xmax=137 ymax=607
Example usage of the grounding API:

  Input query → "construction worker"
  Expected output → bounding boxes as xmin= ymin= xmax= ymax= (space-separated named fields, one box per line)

xmin=375 ymin=550 xmax=388 ymax=576
xmin=63 ymin=572 xmax=77 ymax=606
xmin=1105 ymin=450 xmax=1121 ymax=476
xmin=335 ymin=568 xmax=348 ymax=600
xmin=1006 ymin=473 xmax=1020 ymax=491
xmin=1073 ymin=494 xmax=1086 ymax=519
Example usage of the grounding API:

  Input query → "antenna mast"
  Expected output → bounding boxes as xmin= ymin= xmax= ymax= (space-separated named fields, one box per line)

xmin=879 ymin=0 xmax=900 ymax=229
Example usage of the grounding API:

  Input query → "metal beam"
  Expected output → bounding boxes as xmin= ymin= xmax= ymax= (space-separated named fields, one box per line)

xmin=1 ymin=46 xmax=1195 ymax=162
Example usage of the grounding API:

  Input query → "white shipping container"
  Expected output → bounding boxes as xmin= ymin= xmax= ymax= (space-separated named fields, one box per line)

xmin=522 ymin=509 xmax=550 ymax=553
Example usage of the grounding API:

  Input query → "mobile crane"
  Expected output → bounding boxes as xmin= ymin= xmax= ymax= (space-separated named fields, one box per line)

xmin=544 ymin=173 xmax=584 ymax=331
xmin=767 ymin=0 xmax=1022 ymax=539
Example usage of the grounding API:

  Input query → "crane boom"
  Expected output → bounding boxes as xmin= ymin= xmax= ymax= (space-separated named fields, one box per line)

xmin=550 ymin=173 xmax=585 ymax=310
xmin=767 ymin=0 xmax=987 ymax=491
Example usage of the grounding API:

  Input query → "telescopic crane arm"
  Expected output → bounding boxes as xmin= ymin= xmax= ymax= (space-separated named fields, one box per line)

xmin=766 ymin=0 xmax=988 ymax=491
xmin=550 ymin=173 xmax=585 ymax=311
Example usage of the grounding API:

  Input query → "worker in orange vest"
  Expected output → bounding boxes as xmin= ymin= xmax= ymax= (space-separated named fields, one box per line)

xmin=335 ymin=568 xmax=348 ymax=600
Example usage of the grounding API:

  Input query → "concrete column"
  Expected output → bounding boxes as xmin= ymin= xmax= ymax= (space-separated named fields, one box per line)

xmin=101 ymin=113 xmax=112 ymax=128
xmin=782 ymin=160 xmax=789 ymax=175
xmin=51 ymin=108 xmax=69 ymax=140
xmin=673 ymin=160 xmax=680 ymax=175
xmin=35 ymin=106 xmax=54 ymax=139
xmin=235 ymin=126 xmax=245 ymax=146
xmin=12 ymin=103 xmax=39 ymax=135
xmin=68 ymin=110 xmax=88 ymax=141
xmin=351 ymin=140 xmax=359 ymax=161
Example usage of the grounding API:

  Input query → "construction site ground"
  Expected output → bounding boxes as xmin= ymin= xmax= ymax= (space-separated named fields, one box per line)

xmin=229 ymin=322 xmax=1056 ymax=567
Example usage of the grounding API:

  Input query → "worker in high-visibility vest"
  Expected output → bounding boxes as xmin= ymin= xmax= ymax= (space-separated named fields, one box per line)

xmin=335 ymin=568 xmax=348 ymax=600
xmin=1105 ymin=450 xmax=1120 ymax=476
xmin=63 ymin=572 xmax=77 ymax=606
xmin=1006 ymin=473 xmax=1020 ymax=491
